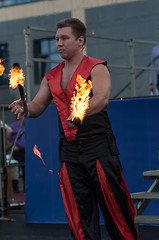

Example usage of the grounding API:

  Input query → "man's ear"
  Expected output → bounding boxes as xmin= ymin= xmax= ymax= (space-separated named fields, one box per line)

xmin=78 ymin=36 xmax=84 ymax=48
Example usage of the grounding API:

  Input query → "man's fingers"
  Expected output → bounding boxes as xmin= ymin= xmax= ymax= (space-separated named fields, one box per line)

xmin=8 ymin=102 xmax=15 ymax=109
xmin=8 ymin=98 xmax=22 ymax=109
xmin=68 ymin=122 xmax=75 ymax=128
xmin=9 ymin=100 xmax=24 ymax=119
xmin=17 ymin=112 xmax=23 ymax=120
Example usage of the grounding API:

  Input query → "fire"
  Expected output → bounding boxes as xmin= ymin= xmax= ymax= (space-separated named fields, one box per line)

xmin=9 ymin=63 xmax=28 ymax=116
xmin=49 ymin=169 xmax=53 ymax=174
xmin=0 ymin=59 xmax=5 ymax=76
xmin=33 ymin=144 xmax=53 ymax=174
xmin=8 ymin=64 xmax=24 ymax=88
xmin=70 ymin=74 xmax=92 ymax=122
xmin=33 ymin=144 xmax=47 ymax=167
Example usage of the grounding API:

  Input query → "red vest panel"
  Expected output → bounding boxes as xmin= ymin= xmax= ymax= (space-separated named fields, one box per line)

xmin=45 ymin=55 xmax=107 ymax=141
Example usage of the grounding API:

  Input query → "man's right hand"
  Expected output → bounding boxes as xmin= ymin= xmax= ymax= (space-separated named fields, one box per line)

xmin=9 ymin=98 xmax=25 ymax=120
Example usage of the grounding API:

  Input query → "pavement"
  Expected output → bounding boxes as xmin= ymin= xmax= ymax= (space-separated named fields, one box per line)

xmin=1 ymin=192 xmax=159 ymax=239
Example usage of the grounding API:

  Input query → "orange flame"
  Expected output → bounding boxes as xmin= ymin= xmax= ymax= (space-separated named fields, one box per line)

xmin=33 ymin=144 xmax=47 ymax=167
xmin=0 ymin=59 xmax=5 ymax=76
xmin=33 ymin=144 xmax=53 ymax=174
xmin=70 ymin=74 xmax=92 ymax=121
xmin=9 ymin=65 xmax=24 ymax=88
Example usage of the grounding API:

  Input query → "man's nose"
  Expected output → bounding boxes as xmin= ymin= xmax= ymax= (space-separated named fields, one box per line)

xmin=57 ymin=39 xmax=63 ymax=46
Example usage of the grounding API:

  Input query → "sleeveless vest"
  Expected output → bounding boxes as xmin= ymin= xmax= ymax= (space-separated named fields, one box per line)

xmin=45 ymin=55 xmax=111 ymax=141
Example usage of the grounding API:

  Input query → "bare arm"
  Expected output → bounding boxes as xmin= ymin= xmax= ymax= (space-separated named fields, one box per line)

xmin=9 ymin=77 xmax=52 ymax=119
xmin=86 ymin=63 xmax=111 ymax=116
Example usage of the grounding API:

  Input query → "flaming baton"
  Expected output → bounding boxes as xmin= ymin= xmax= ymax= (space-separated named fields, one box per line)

xmin=0 ymin=59 xmax=5 ymax=76
xmin=9 ymin=63 xmax=28 ymax=116
xmin=70 ymin=74 xmax=92 ymax=126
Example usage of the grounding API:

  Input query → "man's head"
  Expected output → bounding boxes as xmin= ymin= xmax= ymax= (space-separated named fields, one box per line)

xmin=57 ymin=18 xmax=87 ymax=46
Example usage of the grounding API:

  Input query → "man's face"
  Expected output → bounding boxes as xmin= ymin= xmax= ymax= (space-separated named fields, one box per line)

xmin=56 ymin=26 xmax=83 ymax=60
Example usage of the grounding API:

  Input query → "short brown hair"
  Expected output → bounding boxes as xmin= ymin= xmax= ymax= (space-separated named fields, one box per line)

xmin=57 ymin=18 xmax=87 ymax=45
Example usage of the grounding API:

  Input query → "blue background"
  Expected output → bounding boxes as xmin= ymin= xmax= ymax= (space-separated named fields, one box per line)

xmin=25 ymin=97 xmax=159 ymax=223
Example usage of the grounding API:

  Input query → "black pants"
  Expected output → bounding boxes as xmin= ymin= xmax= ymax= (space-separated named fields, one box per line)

xmin=59 ymin=135 xmax=139 ymax=240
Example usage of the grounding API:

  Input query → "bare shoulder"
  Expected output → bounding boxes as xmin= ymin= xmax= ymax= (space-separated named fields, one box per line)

xmin=91 ymin=63 xmax=110 ymax=78
xmin=41 ymin=76 xmax=50 ymax=87
xmin=33 ymin=76 xmax=52 ymax=106
xmin=39 ymin=77 xmax=52 ymax=95
xmin=90 ymin=63 xmax=111 ymax=97
xmin=90 ymin=63 xmax=110 ymax=83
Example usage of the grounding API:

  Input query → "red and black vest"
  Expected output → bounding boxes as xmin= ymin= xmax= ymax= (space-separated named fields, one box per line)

xmin=45 ymin=55 xmax=111 ymax=141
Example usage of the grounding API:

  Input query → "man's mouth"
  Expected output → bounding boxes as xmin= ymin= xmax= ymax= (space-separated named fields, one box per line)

xmin=58 ymin=49 xmax=64 ymax=53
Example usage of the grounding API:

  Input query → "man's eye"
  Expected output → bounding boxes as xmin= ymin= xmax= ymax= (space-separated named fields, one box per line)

xmin=63 ymin=36 xmax=69 ymax=40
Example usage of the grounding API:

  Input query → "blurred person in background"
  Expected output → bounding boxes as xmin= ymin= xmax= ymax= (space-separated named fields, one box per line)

xmin=149 ymin=27 xmax=159 ymax=95
xmin=6 ymin=117 xmax=25 ymax=193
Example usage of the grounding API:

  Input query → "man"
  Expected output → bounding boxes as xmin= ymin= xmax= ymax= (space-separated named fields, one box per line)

xmin=9 ymin=18 xmax=139 ymax=240
xmin=149 ymin=27 xmax=159 ymax=95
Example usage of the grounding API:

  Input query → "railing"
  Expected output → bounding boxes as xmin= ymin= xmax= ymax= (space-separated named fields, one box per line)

xmin=0 ymin=104 xmax=24 ymax=219
xmin=24 ymin=26 xmax=159 ymax=101
xmin=114 ymin=54 xmax=159 ymax=98
xmin=0 ymin=104 xmax=9 ymax=218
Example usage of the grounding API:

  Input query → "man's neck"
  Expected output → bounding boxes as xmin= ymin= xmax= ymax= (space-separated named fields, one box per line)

xmin=64 ymin=52 xmax=84 ymax=68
